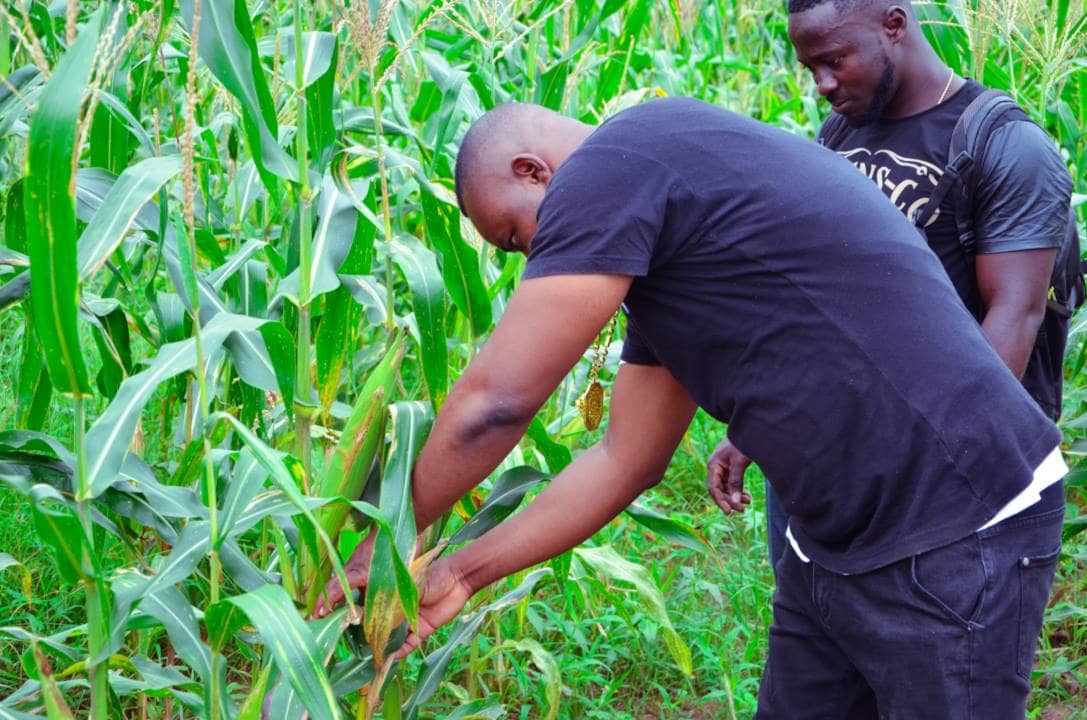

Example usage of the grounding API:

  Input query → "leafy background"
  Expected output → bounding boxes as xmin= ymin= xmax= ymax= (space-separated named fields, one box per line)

xmin=0 ymin=0 xmax=1084 ymax=718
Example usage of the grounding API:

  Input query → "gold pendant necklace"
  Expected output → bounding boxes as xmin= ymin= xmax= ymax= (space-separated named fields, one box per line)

xmin=575 ymin=312 xmax=619 ymax=431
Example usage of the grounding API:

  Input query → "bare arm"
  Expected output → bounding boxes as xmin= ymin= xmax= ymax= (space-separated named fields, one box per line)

xmin=410 ymin=273 xmax=633 ymax=531
xmin=976 ymin=248 xmax=1055 ymax=378
xmin=314 ymin=272 xmax=634 ymax=616
xmin=451 ymin=362 xmax=696 ymax=593
xmin=393 ymin=362 xmax=697 ymax=656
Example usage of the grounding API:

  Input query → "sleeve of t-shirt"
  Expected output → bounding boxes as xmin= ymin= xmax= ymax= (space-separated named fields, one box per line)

xmin=973 ymin=120 xmax=1073 ymax=255
xmin=522 ymin=144 xmax=677 ymax=280
xmin=620 ymin=315 xmax=661 ymax=366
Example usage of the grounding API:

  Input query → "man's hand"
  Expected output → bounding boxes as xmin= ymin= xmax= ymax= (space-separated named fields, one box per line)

xmin=707 ymin=437 xmax=752 ymax=514
xmin=391 ymin=557 xmax=473 ymax=661
xmin=313 ymin=532 xmax=377 ymax=618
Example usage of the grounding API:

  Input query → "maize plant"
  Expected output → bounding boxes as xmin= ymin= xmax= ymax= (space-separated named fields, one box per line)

xmin=0 ymin=0 xmax=1083 ymax=718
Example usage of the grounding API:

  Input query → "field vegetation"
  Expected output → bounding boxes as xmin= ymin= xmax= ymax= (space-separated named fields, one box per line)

xmin=0 ymin=0 xmax=1084 ymax=718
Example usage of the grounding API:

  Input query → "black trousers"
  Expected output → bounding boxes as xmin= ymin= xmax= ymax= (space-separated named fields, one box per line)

xmin=756 ymin=482 xmax=1064 ymax=719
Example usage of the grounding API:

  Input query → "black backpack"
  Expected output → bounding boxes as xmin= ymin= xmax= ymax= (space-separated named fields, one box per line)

xmin=820 ymin=90 xmax=1085 ymax=420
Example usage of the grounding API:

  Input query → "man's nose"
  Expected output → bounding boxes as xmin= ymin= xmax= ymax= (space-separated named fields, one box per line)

xmin=814 ymin=69 xmax=838 ymax=97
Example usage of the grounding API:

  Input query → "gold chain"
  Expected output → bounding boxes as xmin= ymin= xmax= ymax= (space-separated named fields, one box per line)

xmin=575 ymin=311 xmax=620 ymax=431
xmin=937 ymin=68 xmax=955 ymax=105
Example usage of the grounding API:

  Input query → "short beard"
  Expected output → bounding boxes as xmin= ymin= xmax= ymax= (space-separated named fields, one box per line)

xmin=847 ymin=53 xmax=895 ymax=127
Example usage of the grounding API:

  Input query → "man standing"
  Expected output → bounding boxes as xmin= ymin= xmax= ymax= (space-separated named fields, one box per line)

xmin=316 ymin=97 xmax=1065 ymax=718
xmin=708 ymin=0 xmax=1075 ymax=578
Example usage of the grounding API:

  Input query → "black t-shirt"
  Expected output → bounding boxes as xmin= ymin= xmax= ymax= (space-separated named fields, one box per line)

xmin=523 ymin=97 xmax=1059 ymax=574
xmin=820 ymin=81 xmax=1073 ymax=414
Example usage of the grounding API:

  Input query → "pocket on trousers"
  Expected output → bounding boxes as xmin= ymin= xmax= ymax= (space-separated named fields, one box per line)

xmin=910 ymin=534 xmax=988 ymax=630
xmin=1017 ymin=546 xmax=1061 ymax=680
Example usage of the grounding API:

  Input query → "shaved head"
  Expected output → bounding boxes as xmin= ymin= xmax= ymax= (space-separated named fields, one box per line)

xmin=452 ymin=102 xmax=594 ymax=255
xmin=787 ymin=0 xmax=902 ymax=14
xmin=454 ymin=103 xmax=558 ymax=214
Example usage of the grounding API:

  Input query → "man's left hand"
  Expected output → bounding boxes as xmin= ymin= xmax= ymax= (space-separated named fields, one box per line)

xmin=707 ymin=437 xmax=752 ymax=514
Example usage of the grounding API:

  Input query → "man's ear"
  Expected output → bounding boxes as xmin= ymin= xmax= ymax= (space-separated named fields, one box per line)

xmin=511 ymin=153 xmax=552 ymax=185
xmin=882 ymin=5 xmax=908 ymax=43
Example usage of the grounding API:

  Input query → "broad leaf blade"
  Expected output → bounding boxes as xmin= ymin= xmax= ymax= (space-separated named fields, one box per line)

xmin=24 ymin=12 xmax=103 ymax=395
xmin=226 ymin=584 xmax=339 ymax=720
xmin=390 ymin=236 xmax=447 ymax=405
xmin=76 ymin=155 xmax=183 ymax=278
xmin=421 ymin=193 xmax=492 ymax=337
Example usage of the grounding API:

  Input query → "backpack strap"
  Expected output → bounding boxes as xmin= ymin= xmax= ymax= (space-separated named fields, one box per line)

xmin=817 ymin=112 xmax=850 ymax=149
xmin=939 ymin=90 xmax=1028 ymax=252
xmin=913 ymin=89 xmax=1021 ymax=232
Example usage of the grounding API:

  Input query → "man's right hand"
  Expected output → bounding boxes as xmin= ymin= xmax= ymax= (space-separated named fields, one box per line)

xmin=313 ymin=531 xmax=376 ymax=618
xmin=707 ymin=437 xmax=752 ymax=515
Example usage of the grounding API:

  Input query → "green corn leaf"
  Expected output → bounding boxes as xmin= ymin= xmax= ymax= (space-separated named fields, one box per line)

xmin=88 ymin=302 xmax=130 ymax=400
xmin=211 ymin=413 xmax=352 ymax=605
xmin=306 ymin=335 xmax=406 ymax=607
xmin=265 ymin=608 xmax=358 ymax=717
xmin=315 ymin=285 xmax=356 ymax=410
xmin=0 ymin=705 xmax=46 ymax=720
xmin=450 ymin=467 xmax=549 ymax=545
xmin=236 ymin=662 xmax=273 ymax=720
xmin=381 ymin=402 xmax=433 ymax=561
xmin=422 ymin=52 xmax=479 ymax=168
xmin=390 ymin=236 xmax=448 ymax=405
xmin=218 ymin=448 xmax=269 ymax=541
xmin=204 ymin=599 xmax=248 ymax=655
xmin=574 ymin=545 xmax=692 ymax=676
xmin=89 ymin=87 xmax=130 ymax=173
xmin=4 ymin=178 xmax=25 ymax=253
xmin=278 ymin=30 xmax=338 ymax=170
xmin=24 ymin=11 xmax=103 ymax=396
xmin=421 ymin=193 xmax=492 ymax=337
xmin=28 ymin=484 xmax=86 ymax=586
xmin=441 ymin=699 xmax=507 ymax=720
xmin=0 ymin=67 xmax=42 ymax=137
xmin=258 ymin=319 xmax=296 ymax=414
xmin=403 ymin=569 xmax=551 ymax=720
xmin=623 ymin=501 xmax=713 ymax=553
xmin=16 ymin=322 xmax=52 ymax=431
xmin=339 ymin=274 xmax=389 ymax=325
xmin=139 ymin=586 xmax=213 ymax=683
xmin=525 ymin=416 xmax=572 ymax=473
xmin=535 ymin=59 xmax=569 ymax=111
xmin=221 ymin=538 xmax=277 ymax=591
xmin=224 ymin=321 xmax=279 ymax=391
xmin=304 ymin=173 xmax=360 ymax=303
xmin=84 ymin=312 xmax=265 ymax=499
xmin=361 ymin=402 xmax=432 ymax=637
xmin=225 ymin=584 xmax=339 ymax=720
xmin=182 ymin=0 xmax=298 ymax=190
xmin=119 ymin=455 xmax=209 ymax=520
xmin=92 ymin=89 xmax=155 ymax=157
xmin=104 ymin=523 xmax=212 ymax=662
xmin=76 ymin=155 xmax=183 ymax=279
xmin=208 ymin=238 xmax=266 ymax=290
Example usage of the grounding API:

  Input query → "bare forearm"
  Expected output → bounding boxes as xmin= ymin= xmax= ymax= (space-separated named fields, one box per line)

xmin=980 ymin=304 xmax=1044 ymax=379
xmin=411 ymin=385 xmax=535 ymax=532
xmin=448 ymin=445 xmax=655 ymax=594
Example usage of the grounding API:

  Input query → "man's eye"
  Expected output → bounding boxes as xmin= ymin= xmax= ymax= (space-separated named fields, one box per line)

xmin=828 ymin=55 xmax=844 ymax=69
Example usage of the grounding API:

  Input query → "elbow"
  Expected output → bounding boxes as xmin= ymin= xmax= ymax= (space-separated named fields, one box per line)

xmin=453 ymin=393 xmax=537 ymax=445
xmin=985 ymin=297 xmax=1047 ymax=333
xmin=634 ymin=467 xmax=667 ymax=494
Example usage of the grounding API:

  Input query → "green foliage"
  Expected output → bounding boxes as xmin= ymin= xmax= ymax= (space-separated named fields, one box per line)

xmin=0 ymin=1 xmax=1084 ymax=719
